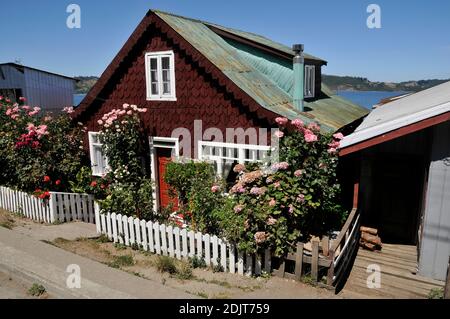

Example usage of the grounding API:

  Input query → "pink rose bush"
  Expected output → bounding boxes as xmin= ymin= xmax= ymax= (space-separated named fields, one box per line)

xmin=0 ymin=98 xmax=86 ymax=193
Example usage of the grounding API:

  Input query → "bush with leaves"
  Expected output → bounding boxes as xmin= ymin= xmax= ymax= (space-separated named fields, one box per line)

xmin=215 ymin=118 xmax=347 ymax=257
xmin=94 ymin=104 xmax=154 ymax=219
xmin=0 ymin=97 xmax=87 ymax=194
xmin=164 ymin=160 xmax=225 ymax=232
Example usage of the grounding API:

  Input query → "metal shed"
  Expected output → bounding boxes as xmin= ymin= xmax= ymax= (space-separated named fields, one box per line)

xmin=339 ymin=81 xmax=450 ymax=281
xmin=0 ymin=63 xmax=75 ymax=112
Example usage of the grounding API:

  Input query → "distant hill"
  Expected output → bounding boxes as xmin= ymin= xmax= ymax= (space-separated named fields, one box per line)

xmin=323 ymin=75 xmax=449 ymax=93
xmin=75 ymin=76 xmax=99 ymax=94
xmin=75 ymin=75 xmax=449 ymax=95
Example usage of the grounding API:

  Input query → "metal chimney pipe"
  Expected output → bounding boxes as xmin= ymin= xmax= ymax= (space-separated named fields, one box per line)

xmin=293 ymin=44 xmax=305 ymax=112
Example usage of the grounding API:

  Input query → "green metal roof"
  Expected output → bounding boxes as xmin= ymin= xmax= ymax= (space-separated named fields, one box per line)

xmin=154 ymin=10 xmax=368 ymax=132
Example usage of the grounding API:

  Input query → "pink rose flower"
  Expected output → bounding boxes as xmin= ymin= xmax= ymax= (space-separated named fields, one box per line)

xmin=291 ymin=119 xmax=304 ymax=129
xmin=211 ymin=185 xmax=221 ymax=193
xmin=275 ymin=117 xmax=288 ymax=126
xmin=307 ymin=122 xmax=320 ymax=131
xmin=268 ymin=198 xmax=276 ymax=207
xmin=304 ymin=133 xmax=318 ymax=143
xmin=294 ymin=170 xmax=304 ymax=177
xmin=333 ymin=132 xmax=344 ymax=140
xmin=328 ymin=148 xmax=337 ymax=154
xmin=274 ymin=130 xmax=284 ymax=138
xmin=97 ymin=120 xmax=104 ymax=125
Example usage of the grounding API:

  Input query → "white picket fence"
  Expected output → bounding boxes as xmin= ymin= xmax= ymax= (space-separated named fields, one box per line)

xmin=95 ymin=205 xmax=272 ymax=276
xmin=0 ymin=186 xmax=95 ymax=224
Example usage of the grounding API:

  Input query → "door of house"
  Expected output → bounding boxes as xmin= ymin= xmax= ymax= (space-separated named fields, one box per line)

xmin=372 ymin=154 xmax=424 ymax=244
xmin=156 ymin=148 xmax=179 ymax=212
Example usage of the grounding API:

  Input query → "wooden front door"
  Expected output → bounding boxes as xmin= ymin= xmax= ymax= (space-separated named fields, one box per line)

xmin=156 ymin=148 xmax=179 ymax=212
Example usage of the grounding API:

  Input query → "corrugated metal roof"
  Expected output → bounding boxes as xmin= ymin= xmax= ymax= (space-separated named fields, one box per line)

xmin=155 ymin=10 xmax=368 ymax=132
xmin=340 ymin=80 xmax=450 ymax=148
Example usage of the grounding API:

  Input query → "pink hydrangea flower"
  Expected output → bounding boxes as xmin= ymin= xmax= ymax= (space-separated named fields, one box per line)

xmin=329 ymin=141 xmax=340 ymax=149
xmin=250 ymin=187 xmax=265 ymax=196
xmin=267 ymin=218 xmax=277 ymax=226
xmin=333 ymin=132 xmax=344 ymax=140
xmin=63 ymin=106 xmax=74 ymax=114
xmin=275 ymin=117 xmax=288 ymax=126
xmin=268 ymin=198 xmax=276 ymax=207
xmin=98 ymin=120 xmax=104 ymax=125
xmin=271 ymin=162 xmax=289 ymax=171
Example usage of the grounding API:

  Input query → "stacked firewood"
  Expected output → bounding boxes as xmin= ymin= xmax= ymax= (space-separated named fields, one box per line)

xmin=359 ymin=226 xmax=382 ymax=251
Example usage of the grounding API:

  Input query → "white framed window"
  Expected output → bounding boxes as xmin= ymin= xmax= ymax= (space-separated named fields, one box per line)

xmin=198 ymin=141 xmax=270 ymax=178
xmin=145 ymin=51 xmax=176 ymax=101
xmin=304 ymin=65 xmax=315 ymax=98
xmin=88 ymin=132 xmax=109 ymax=177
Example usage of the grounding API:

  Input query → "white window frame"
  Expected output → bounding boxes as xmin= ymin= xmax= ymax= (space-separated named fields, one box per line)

xmin=304 ymin=65 xmax=316 ymax=98
xmin=88 ymin=132 xmax=109 ymax=177
xmin=198 ymin=141 xmax=271 ymax=178
xmin=145 ymin=51 xmax=177 ymax=101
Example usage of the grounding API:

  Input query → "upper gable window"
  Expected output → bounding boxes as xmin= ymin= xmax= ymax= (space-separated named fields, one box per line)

xmin=145 ymin=51 xmax=176 ymax=101
xmin=304 ymin=65 xmax=315 ymax=98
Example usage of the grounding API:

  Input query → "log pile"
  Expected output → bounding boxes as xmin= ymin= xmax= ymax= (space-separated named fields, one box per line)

xmin=360 ymin=226 xmax=382 ymax=251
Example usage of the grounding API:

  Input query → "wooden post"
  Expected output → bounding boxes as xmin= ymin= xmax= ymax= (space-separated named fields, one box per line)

xmin=327 ymin=250 xmax=335 ymax=286
xmin=322 ymin=236 xmax=329 ymax=257
xmin=311 ymin=240 xmax=319 ymax=282
xmin=445 ymin=256 xmax=450 ymax=299
xmin=294 ymin=243 xmax=303 ymax=280
xmin=353 ymin=182 xmax=359 ymax=209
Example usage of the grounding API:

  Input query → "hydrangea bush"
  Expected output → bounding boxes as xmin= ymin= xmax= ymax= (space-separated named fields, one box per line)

xmin=215 ymin=118 xmax=347 ymax=257
xmin=0 ymin=96 xmax=86 ymax=194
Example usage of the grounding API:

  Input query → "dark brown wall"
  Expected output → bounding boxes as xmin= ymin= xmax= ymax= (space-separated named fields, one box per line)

xmin=80 ymin=24 xmax=274 ymax=156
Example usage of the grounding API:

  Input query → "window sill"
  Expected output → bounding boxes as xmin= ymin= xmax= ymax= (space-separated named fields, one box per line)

xmin=147 ymin=96 xmax=177 ymax=102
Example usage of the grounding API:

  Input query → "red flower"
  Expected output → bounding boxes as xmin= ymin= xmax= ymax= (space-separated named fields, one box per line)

xmin=90 ymin=181 xmax=98 ymax=187
xmin=43 ymin=176 xmax=51 ymax=183
xmin=55 ymin=180 xmax=61 ymax=186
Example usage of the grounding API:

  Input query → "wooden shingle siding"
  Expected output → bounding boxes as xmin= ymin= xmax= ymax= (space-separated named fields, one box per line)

xmin=80 ymin=22 xmax=274 ymax=155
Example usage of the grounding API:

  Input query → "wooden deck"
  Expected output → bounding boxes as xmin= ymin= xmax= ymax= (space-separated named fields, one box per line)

xmin=341 ymin=244 xmax=444 ymax=298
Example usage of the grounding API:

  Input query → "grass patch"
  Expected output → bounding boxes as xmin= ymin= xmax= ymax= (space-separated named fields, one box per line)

xmin=28 ymin=283 xmax=46 ymax=297
xmin=197 ymin=291 xmax=208 ymax=299
xmin=107 ymin=254 xmax=135 ymax=268
xmin=155 ymin=256 xmax=177 ymax=274
xmin=176 ymin=262 xmax=193 ymax=280
xmin=96 ymin=234 xmax=110 ymax=243
xmin=0 ymin=221 xmax=14 ymax=229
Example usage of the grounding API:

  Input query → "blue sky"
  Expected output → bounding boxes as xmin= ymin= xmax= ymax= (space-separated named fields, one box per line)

xmin=1 ymin=0 xmax=449 ymax=82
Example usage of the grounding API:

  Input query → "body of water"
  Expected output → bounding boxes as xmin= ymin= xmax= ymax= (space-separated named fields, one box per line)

xmin=73 ymin=94 xmax=86 ymax=106
xmin=336 ymin=90 xmax=409 ymax=109
xmin=73 ymin=91 xmax=409 ymax=110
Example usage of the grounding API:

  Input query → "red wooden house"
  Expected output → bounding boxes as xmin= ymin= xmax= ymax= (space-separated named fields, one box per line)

xmin=73 ymin=9 xmax=367 ymax=211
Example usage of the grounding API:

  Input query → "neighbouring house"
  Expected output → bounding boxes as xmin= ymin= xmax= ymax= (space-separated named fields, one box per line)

xmin=339 ymin=81 xmax=450 ymax=281
xmin=73 ymin=9 xmax=367 ymax=212
xmin=0 ymin=63 xmax=76 ymax=112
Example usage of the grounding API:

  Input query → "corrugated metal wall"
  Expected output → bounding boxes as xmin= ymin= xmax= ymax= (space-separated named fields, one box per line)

xmin=0 ymin=65 xmax=25 ymax=90
xmin=0 ymin=64 xmax=74 ymax=111
xmin=419 ymin=120 xmax=450 ymax=281
xmin=24 ymin=68 xmax=74 ymax=112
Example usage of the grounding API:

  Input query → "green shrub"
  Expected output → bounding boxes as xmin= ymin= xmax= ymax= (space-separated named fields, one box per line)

xmin=155 ymin=256 xmax=177 ymax=274
xmin=428 ymin=288 xmax=444 ymax=299
xmin=189 ymin=255 xmax=207 ymax=269
xmin=28 ymin=283 xmax=46 ymax=297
